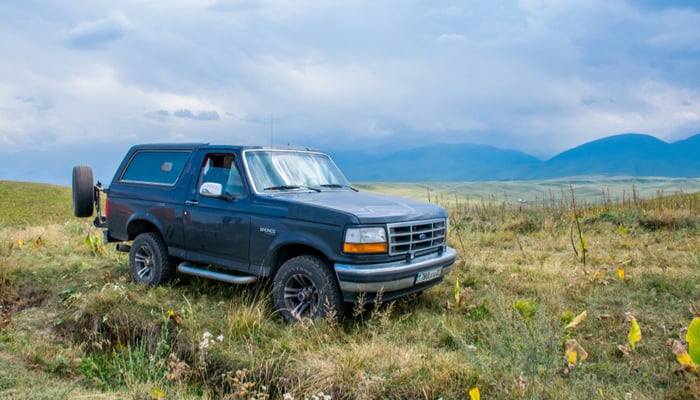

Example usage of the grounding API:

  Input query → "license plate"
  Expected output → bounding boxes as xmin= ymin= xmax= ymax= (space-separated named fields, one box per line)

xmin=415 ymin=267 xmax=442 ymax=284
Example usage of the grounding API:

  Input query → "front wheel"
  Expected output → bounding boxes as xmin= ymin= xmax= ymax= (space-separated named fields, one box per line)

xmin=129 ymin=232 xmax=175 ymax=286
xmin=273 ymin=255 xmax=344 ymax=323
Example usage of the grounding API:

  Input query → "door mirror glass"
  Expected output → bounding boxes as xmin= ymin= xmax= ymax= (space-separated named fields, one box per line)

xmin=199 ymin=182 xmax=223 ymax=197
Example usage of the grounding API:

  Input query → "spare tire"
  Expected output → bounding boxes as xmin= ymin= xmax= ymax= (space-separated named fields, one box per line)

xmin=72 ymin=165 xmax=94 ymax=218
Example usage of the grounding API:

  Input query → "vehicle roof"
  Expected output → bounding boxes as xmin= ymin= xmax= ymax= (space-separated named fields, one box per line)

xmin=128 ymin=143 xmax=319 ymax=152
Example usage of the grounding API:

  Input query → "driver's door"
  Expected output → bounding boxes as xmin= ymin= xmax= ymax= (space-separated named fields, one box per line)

xmin=182 ymin=152 xmax=251 ymax=272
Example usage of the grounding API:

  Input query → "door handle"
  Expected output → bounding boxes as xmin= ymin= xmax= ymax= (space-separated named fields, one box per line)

xmin=185 ymin=200 xmax=199 ymax=205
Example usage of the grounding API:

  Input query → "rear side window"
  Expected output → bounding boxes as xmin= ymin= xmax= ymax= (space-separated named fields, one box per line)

xmin=121 ymin=150 xmax=190 ymax=185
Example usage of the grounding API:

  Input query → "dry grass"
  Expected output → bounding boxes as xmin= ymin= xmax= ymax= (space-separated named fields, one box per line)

xmin=0 ymin=182 xmax=699 ymax=399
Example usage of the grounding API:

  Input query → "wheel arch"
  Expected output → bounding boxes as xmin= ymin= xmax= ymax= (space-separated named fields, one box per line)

xmin=126 ymin=214 xmax=163 ymax=241
xmin=269 ymin=243 xmax=329 ymax=276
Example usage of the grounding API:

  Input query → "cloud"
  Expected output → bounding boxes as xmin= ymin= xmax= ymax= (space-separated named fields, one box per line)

xmin=0 ymin=0 xmax=699 ymax=161
xmin=436 ymin=33 xmax=467 ymax=44
xmin=173 ymin=109 xmax=220 ymax=121
xmin=646 ymin=8 xmax=700 ymax=52
xmin=145 ymin=108 xmax=221 ymax=122
xmin=65 ymin=13 xmax=132 ymax=49
xmin=16 ymin=96 xmax=54 ymax=111
xmin=145 ymin=109 xmax=170 ymax=121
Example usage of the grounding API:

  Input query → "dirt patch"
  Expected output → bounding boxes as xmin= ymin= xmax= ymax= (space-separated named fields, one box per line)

xmin=0 ymin=284 xmax=50 ymax=331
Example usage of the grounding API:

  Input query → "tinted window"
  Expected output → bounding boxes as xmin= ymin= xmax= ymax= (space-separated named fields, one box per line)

xmin=121 ymin=150 xmax=190 ymax=185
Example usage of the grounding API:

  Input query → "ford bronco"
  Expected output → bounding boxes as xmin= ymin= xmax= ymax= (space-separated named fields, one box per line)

xmin=72 ymin=143 xmax=456 ymax=322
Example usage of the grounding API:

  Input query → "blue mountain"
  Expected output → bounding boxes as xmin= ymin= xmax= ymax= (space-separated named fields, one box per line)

xmin=530 ymin=133 xmax=700 ymax=178
xmin=331 ymin=143 xmax=541 ymax=181
xmin=333 ymin=133 xmax=700 ymax=181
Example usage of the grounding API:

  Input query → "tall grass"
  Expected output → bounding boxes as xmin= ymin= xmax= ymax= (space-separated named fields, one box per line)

xmin=0 ymin=181 xmax=699 ymax=398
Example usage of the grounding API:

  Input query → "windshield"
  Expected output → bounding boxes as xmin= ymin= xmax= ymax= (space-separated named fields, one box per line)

xmin=244 ymin=150 xmax=352 ymax=193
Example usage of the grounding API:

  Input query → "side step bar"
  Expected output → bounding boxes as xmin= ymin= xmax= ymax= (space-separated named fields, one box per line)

xmin=177 ymin=262 xmax=258 ymax=285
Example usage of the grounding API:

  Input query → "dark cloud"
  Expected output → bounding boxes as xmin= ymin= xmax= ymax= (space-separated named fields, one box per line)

xmin=173 ymin=109 xmax=220 ymax=121
xmin=144 ymin=110 xmax=170 ymax=121
xmin=66 ymin=14 xmax=130 ymax=49
xmin=580 ymin=96 xmax=616 ymax=107
xmin=144 ymin=109 xmax=220 ymax=121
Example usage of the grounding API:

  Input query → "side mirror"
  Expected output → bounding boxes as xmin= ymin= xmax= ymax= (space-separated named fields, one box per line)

xmin=199 ymin=182 xmax=223 ymax=197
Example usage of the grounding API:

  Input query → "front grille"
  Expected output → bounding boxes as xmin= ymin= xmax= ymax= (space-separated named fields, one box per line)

xmin=387 ymin=218 xmax=446 ymax=257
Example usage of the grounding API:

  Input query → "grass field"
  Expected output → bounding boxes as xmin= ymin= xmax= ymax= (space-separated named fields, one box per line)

xmin=0 ymin=179 xmax=699 ymax=399
xmin=356 ymin=176 xmax=700 ymax=204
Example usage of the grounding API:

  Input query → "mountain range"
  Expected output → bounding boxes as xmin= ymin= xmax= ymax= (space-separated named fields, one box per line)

xmin=0 ymin=133 xmax=698 ymax=186
xmin=330 ymin=133 xmax=700 ymax=182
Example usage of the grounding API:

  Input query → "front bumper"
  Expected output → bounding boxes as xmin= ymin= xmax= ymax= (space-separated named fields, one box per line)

xmin=334 ymin=247 xmax=456 ymax=302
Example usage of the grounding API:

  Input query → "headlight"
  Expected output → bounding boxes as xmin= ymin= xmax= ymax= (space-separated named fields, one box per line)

xmin=343 ymin=227 xmax=387 ymax=253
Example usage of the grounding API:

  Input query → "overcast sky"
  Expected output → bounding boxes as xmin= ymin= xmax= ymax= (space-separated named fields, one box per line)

xmin=1 ymin=0 xmax=699 ymax=159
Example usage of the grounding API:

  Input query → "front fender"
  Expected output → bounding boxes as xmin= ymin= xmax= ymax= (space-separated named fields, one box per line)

xmin=252 ymin=222 xmax=341 ymax=276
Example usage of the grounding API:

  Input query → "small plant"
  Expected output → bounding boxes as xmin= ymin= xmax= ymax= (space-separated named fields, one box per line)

xmin=513 ymin=298 xmax=538 ymax=321
xmin=668 ymin=339 xmax=697 ymax=374
xmin=670 ymin=304 xmax=700 ymax=374
xmin=688 ymin=308 xmax=700 ymax=365
xmin=84 ymin=233 xmax=105 ymax=255
xmin=617 ymin=225 xmax=629 ymax=236
xmin=223 ymin=368 xmax=270 ymax=399
xmin=564 ymin=310 xmax=587 ymax=330
xmin=451 ymin=279 xmax=468 ymax=309
xmin=627 ymin=314 xmax=642 ymax=351
xmin=618 ymin=313 xmax=642 ymax=355
xmin=367 ymin=288 xmax=395 ymax=327
xmin=569 ymin=183 xmax=588 ymax=274
xmin=564 ymin=339 xmax=588 ymax=372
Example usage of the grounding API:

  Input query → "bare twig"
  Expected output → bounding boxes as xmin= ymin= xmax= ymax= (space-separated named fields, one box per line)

xmin=569 ymin=181 xmax=587 ymax=275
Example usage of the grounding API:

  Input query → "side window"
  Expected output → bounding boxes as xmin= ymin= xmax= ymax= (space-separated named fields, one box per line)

xmin=199 ymin=154 xmax=245 ymax=197
xmin=121 ymin=151 xmax=189 ymax=185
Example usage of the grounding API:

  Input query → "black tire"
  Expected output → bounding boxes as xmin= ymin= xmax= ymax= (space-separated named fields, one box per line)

xmin=273 ymin=255 xmax=344 ymax=323
xmin=129 ymin=232 xmax=175 ymax=286
xmin=72 ymin=165 xmax=94 ymax=218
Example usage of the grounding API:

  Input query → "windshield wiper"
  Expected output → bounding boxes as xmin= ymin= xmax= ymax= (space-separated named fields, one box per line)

xmin=319 ymin=184 xmax=358 ymax=192
xmin=264 ymin=185 xmax=321 ymax=192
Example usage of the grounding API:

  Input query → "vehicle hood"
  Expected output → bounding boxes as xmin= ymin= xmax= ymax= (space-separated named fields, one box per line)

xmin=277 ymin=191 xmax=447 ymax=224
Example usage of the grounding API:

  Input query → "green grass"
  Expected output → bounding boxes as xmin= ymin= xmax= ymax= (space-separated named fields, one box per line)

xmin=0 ymin=181 xmax=73 ymax=228
xmin=357 ymin=176 xmax=700 ymax=205
xmin=1 ymin=180 xmax=700 ymax=399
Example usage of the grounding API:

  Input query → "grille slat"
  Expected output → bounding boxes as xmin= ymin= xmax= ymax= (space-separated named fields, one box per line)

xmin=387 ymin=218 xmax=446 ymax=257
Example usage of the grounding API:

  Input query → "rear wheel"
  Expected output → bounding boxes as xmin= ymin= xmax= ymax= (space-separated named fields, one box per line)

xmin=273 ymin=255 xmax=344 ymax=323
xmin=129 ymin=232 xmax=175 ymax=286
xmin=72 ymin=165 xmax=94 ymax=218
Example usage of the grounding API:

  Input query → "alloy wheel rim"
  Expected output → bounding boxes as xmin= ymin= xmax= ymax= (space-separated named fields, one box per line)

xmin=134 ymin=245 xmax=154 ymax=280
xmin=283 ymin=273 xmax=319 ymax=319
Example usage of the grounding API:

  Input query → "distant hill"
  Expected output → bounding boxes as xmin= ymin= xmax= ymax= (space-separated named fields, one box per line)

xmin=330 ymin=143 xmax=540 ymax=181
xmin=332 ymin=133 xmax=700 ymax=181
xmin=528 ymin=133 xmax=700 ymax=178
